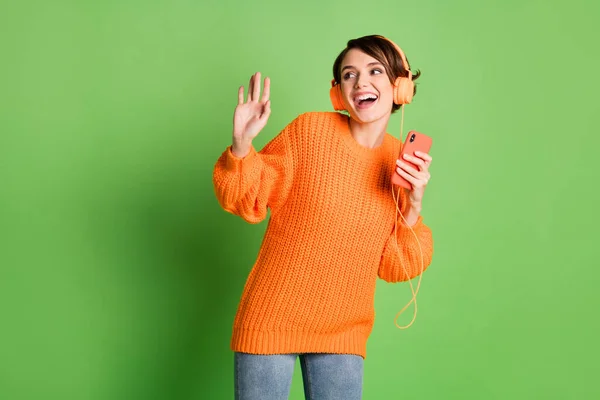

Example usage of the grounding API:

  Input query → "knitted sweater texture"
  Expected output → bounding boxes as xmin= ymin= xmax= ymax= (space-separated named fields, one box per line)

xmin=212 ymin=111 xmax=434 ymax=359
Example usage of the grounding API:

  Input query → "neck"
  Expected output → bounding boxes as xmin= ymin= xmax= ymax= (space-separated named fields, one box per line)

xmin=348 ymin=114 xmax=391 ymax=149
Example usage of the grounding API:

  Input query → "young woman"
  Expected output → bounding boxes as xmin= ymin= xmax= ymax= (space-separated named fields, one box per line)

xmin=213 ymin=34 xmax=434 ymax=400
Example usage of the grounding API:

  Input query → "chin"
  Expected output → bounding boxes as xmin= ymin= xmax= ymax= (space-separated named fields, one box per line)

xmin=348 ymin=108 xmax=388 ymax=124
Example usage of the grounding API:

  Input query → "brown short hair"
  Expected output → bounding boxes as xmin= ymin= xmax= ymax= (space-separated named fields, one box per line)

xmin=332 ymin=35 xmax=421 ymax=113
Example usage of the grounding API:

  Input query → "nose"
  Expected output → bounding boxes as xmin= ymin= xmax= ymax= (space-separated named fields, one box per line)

xmin=354 ymin=73 xmax=368 ymax=88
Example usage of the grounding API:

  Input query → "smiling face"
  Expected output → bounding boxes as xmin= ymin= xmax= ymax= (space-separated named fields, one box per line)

xmin=339 ymin=49 xmax=395 ymax=124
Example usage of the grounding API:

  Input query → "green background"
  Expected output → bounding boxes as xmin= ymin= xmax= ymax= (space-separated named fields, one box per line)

xmin=1 ymin=0 xmax=599 ymax=399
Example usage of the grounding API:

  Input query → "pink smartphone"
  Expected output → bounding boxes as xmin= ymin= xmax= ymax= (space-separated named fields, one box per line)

xmin=391 ymin=130 xmax=433 ymax=189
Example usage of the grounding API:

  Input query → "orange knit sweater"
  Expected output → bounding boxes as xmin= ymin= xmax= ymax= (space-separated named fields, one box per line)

xmin=212 ymin=111 xmax=433 ymax=359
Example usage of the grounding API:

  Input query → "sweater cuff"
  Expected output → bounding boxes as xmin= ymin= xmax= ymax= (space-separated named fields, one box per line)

xmin=398 ymin=215 xmax=424 ymax=232
xmin=223 ymin=144 xmax=258 ymax=172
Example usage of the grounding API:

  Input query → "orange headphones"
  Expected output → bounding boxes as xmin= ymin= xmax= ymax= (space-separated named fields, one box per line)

xmin=329 ymin=35 xmax=415 ymax=110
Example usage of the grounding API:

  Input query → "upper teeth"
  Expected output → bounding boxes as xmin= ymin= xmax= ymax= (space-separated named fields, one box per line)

xmin=357 ymin=94 xmax=377 ymax=100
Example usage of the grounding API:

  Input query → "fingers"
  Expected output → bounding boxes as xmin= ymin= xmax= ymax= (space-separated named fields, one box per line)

xmin=252 ymin=72 xmax=261 ymax=101
xmin=396 ymin=166 xmax=429 ymax=188
xmin=395 ymin=167 xmax=420 ymax=187
xmin=262 ymin=76 xmax=270 ymax=103
xmin=243 ymin=72 xmax=270 ymax=104
xmin=396 ymin=159 xmax=420 ymax=176
xmin=396 ymin=159 xmax=431 ymax=186
xmin=416 ymin=151 xmax=433 ymax=167
xmin=248 ymin=73 xmax=255 ymax=102
xmin=417 ymin=151 xmax=433 ymax=164
xmin=402 ymin=151 xmax=432 ymax=170
xmin=260 ymin=100 xmax=271 ymax=120
xmin=238 ymin=86 xmax=244 ymax=105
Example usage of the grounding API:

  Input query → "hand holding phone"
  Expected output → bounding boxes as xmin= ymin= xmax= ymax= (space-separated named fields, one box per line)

xmin=391 ymin=131 xmax=433 ymax=189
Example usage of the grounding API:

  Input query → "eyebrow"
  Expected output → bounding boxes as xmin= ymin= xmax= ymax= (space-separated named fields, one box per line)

xmin=341 ymin=62 xmax=384 ymax=71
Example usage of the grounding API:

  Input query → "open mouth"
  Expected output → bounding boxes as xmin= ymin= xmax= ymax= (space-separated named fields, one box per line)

xmin=353 ymin=93 xmax=378 ymax=109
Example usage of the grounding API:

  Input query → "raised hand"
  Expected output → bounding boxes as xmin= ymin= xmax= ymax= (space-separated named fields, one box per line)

xmin=232 ymin=72 xmax=271 ymax=157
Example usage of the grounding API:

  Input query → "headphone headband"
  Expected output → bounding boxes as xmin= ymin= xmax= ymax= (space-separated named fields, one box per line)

xmin=331 ymin=35 xmax=412 ymax=86
xmin=375 ymin=35 xmax=412 ymax=80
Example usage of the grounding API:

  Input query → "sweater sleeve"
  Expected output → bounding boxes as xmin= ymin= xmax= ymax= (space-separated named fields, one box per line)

xmin=378 ymin=189 xmax=434 ymax=283
xmin=212 ymin=115 xmax=300 ymax=224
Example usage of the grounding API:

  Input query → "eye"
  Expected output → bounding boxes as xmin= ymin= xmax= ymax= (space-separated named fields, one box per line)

xmin=371 ymin=68 xmax=383 ymax=75
xmin=343 ymin=71 xmax=356 ymax=80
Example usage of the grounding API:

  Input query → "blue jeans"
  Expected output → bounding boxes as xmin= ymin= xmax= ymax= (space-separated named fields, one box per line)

xmin=234 ymin=352 xmax=364 ymax=400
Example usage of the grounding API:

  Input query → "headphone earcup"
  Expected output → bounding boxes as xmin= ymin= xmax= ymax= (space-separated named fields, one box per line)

xmin=393 ymin=77 xmax=414 ymax=105
xmin=329 ymin=84 xmax=346 ymax=111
